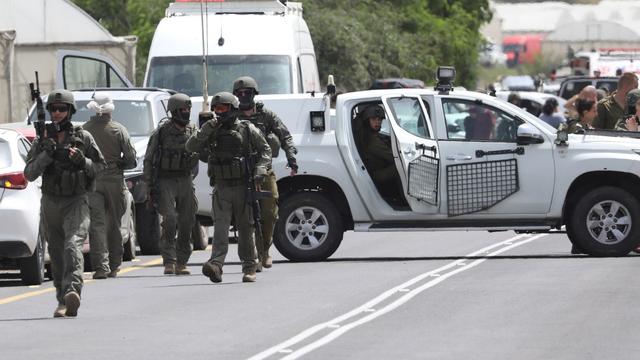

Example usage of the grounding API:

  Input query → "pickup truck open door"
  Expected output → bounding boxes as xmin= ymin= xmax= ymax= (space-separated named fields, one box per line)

xmin=382 ymin=95 xmax=440 ymax=214
xmin=55 ymin=49 xmax=133 ymax=90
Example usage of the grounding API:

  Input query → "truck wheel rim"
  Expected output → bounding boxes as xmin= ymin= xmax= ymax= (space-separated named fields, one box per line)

xmin=586 ymin=200 xmax=631 ymax=245
xmin=284 ymin=206 xmax=329 ymax=250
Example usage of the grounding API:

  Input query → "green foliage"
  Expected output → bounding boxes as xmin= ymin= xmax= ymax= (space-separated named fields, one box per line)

xmin=72 ymin=0 xmax=491 ymax=90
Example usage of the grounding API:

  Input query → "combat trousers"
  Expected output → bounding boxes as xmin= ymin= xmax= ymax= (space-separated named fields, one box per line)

xmin=157 ymin=176 xmax=196 ymax=265
xmin=41 ymin=194 xmax=89 ymax=305
xmin=256 ymin=170 xmax=278 ymax=261
xmin=209 ymin=183 xmax=258 ymax=273
xmin=88 ymin=179 xmax=127 ymax=272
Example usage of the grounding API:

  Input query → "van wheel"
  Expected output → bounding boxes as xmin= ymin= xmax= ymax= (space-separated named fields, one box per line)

xmin=192 ymin=221 xmax=208 ymax=250
xmin=136 ymin=202 xmax=160 ymax=255
xmin=20 ymin=233 xmax=45 ymax=285
xmin=568 ymin=186 xmax=640 ymax=256
xmin=274 ymin=192 xmax=344 ymax=262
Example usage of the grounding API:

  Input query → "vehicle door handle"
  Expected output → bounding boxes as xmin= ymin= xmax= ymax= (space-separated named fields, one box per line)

xmin=403 ymin=147 xmax=416 ymax=156
xmin=446 ymin=154 xmax=472 ymax=161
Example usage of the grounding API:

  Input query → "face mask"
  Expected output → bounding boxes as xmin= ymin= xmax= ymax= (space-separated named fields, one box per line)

xmin=215 ymin=110 xmax=236 ymax=125
xmin=173 ymin=109 xmax=191 ymax=126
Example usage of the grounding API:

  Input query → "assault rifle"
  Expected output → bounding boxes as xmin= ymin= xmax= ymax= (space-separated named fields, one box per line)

xmin=28 ymin=71 xmax=47 ymax=139
xmin=243 ymin=125 xmax=272 ymax=250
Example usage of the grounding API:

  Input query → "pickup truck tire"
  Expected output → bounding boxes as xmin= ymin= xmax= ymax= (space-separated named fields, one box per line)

xmin=274 ymin=192 xmax=344 ymax=262
xmin=568 ymin=186 xmax=640 ymax=256
xmin=136 ymin=202 xmax=161 ymax=255
xmin=192 ymin=222 xmax=208 ymax=250
xmin=19 ymin=232 xmax=45 ymax=285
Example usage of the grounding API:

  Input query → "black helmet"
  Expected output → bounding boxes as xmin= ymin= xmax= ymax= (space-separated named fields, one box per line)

xmin=233 ymin=76 xmax=259 ymax=111
xmin=46 ymin=89 xmax=76 ymax=114
xmin=168 ymin=93 xmax=192 ymax=125
xmin=211 ymin=92 xmax=239 ymax=125
xmin=362 ymin=105 xmax=385 ymax=120
xmin=233 ymin=76 xmax=260 ymax=94
xmin=627 ymin=89 xmax=640 ymax=115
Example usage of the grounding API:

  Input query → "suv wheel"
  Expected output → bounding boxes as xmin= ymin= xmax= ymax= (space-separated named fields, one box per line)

xmin=568 ymin=186 xmax=640 ymax=256
xmin=20 ymin=232 xmax=45 ymax=285
xmin=123 ymin=202 xmax=137 ymax=261
xmin=274 ymin=192 xmax=344 ymax=262
xmin=136 ymin=201 xmax=161 ymax=255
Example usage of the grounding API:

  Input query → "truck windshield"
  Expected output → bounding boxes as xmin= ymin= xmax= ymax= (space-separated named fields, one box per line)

xmin=28 ymin=100 xmax=153 ymax=137
xmin=146 ymin=55 xmax=292 ymax=96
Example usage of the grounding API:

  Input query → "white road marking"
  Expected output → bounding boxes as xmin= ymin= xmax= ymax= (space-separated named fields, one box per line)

xmin=248 ymin=233 xmax=547 ymax=360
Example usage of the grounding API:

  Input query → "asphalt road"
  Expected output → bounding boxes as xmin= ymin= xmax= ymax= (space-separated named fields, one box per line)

xmin=2 ymin=230 xmax=640 ymax=360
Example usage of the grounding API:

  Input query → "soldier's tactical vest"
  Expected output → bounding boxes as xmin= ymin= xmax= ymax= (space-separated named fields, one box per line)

xmin=42 ymin=126 xmax=91 ymax=196
xmin=250 ymin=103 xmax=281 ymax=158
xmin=207 ymin=121 xmax=250 ymax=184
xmin=158 ymin=123 xmax=198 ymax=176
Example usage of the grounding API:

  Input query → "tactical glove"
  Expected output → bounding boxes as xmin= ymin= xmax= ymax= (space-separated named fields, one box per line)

xmin=201 ymin=117 xmax=220 ymax=135
xmin=287 ymin=158 xmax=299 ymax=172
xmin=39 ymin=138 xmax=57 ymax=156
xmin=69 ymin=148 xmax=86 ymax=167
xmin=199 ymin=111 xmax=215 ymax=128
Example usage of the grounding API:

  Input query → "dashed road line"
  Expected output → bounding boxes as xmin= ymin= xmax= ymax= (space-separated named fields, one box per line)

xmin=249 ymin=233 xmax=548 ymax=360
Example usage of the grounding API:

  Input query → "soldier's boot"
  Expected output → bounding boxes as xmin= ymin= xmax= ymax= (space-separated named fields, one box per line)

xmin=164 ymin=263 xmax=176 ymax=275
xmin=202 ymin=262 xmax=222 ymax=283
xmin=92 ymin=270 xmax=108 ymax=280
xmin=242 ymin=272 xmax=257 ymax=283
xmin=64 ymin=291 xmax=81 ymax=317
xmin=263 ymin=254 xmax=273 ymax=269
xmin=175 ymin=264 xmax=191 ymax=275
xmin=53 ymin=304 xmax=66 ymax=318
xmin=107 ymin=268 xmax=120 ymax=278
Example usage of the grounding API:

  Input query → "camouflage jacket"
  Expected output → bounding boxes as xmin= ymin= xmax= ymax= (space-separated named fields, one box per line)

xmin=82 ymin=114 xmax=137 ymax=179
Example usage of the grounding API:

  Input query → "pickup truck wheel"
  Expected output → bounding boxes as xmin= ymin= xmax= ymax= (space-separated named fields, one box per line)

xmin=136 ymin=202 xmax=161 ymax=255
xmin=569 ymin=186 xmax=640 ymax=256
xmin=274 ymin=193 xmax=344 ymax=262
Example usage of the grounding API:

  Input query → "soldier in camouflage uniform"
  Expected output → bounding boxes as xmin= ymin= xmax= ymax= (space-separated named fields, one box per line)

xmin=83 ymin=93 xmax=137 ymax=279
xmin=186 ymin=92 xmax=271 ymax=283
xmin=24 ymin=89 xmax=105 ymax=318
xmin=143 ymin=93 xmax=198 ymax=275
xmin=566 ymin=98 xmax=597 ymax=134
xmin=232 ymin=76 xmax=298 ymax=270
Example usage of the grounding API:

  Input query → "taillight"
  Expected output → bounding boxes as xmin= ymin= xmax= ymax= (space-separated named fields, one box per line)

xmin=0 ymin=172 xmax=28 ymax=190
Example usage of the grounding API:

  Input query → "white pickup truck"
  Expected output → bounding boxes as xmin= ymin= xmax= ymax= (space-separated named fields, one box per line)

xmin=192 ymin=69 xmax=640 ymax=261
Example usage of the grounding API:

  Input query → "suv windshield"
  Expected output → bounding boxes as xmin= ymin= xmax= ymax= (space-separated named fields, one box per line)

xmin=28 ymin=100 xmax=154 ymax=136
xmin=147 ymin=55 xmax=292 ymax=96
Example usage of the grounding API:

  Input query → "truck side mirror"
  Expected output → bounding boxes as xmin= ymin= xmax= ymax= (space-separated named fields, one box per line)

xmin=516 ymin=123 xmax=544 ymax=145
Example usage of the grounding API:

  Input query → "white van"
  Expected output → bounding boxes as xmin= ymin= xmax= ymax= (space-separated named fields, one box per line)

xmin=143 ymin=0 xmax=321 ymax=99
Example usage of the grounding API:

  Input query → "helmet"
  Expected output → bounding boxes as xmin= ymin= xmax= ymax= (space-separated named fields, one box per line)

xmin=627 ymin=89 xmax=640 ymax=115
xmin=211 ymin=92 xmax=239 ymax=125
xmin=362 ymin=105 xmax=385 ymax=120
xmin=168 ymin=93 xmax=192 ymax=125
xmin=46 ymin=89 xmax=76 ymax=114
xmin=233 ymin=76 xmax=259 ymax=94
xmin=211 ymin=92 xmax=240 ymax=109
xmin=233 ymin=76 xmax=259 ymax=111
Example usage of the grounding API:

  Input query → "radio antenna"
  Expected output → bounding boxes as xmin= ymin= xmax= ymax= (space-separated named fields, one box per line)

xmin=200 ymin=0 xmax=210 ymax=113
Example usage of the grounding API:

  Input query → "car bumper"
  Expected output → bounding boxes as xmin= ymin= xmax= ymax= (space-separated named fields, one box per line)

xmin=0 ymin=187 xmax=40 ymax=258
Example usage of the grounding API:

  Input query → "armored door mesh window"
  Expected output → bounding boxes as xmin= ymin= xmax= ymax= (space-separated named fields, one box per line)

xmin=408 ymin=154 xmax=439 ymax=205
xmin=446 ymin=158 xmax=519 ymax=216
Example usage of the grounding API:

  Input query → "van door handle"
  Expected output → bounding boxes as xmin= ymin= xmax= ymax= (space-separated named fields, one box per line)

xmin=403 ymin=147 xmax=416 ymax=156
xmin=446 ymin=154 xmax=472 ymax=161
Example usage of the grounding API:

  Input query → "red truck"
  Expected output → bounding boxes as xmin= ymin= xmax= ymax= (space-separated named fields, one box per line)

xmin=502 ymin=34 xmax=543 ymax=67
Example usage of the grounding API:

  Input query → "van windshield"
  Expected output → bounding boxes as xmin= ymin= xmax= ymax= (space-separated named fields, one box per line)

xmin=147 ymin=55 xmax=292 ymax=96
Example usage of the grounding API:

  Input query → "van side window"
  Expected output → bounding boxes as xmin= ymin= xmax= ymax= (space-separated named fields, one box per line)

xmin=298 ymin=54 xmax=320 ymax=93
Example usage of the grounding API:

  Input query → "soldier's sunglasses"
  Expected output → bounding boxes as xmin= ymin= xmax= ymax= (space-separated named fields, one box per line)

xmin=50 ymin=104 xmax=69 ymax=113
xmin=213 ymin=104 xmax=231 ymax=113
xmin=235 ymin=89 xmax=252 ymax=97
